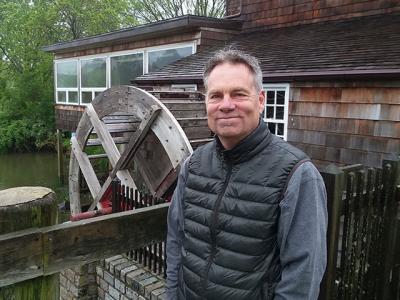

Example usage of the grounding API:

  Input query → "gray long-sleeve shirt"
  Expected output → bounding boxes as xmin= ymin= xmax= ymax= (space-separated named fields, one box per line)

xmin=166 ymin=158 xmax=327 ymax=299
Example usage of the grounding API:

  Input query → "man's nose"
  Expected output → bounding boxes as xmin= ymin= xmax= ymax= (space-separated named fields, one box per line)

xmin=219 ymin=95 xmax=235 ymax=111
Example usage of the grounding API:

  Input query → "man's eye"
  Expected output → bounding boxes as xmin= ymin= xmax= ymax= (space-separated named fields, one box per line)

xmin=208 ymin=94 xmax=221 ymax=102
xmin=232 ymin=92 xmax=247 ymax=99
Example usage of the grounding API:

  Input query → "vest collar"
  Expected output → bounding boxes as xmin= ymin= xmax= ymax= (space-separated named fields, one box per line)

xmin=215 ymin=119 xmax=273 ymax=164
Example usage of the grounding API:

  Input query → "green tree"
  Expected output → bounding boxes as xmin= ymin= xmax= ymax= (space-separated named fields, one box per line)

xmin=130 ymin=0 xmax=226 ymax=23
xmin=0 ymin=0 xmax=138 ymax=153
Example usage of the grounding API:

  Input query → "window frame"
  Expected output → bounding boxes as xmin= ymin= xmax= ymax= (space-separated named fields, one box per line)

xmin=263 ymin=83 xmax=290 ymax=140
xmin=54 ymin=59 xmax=79 ymax=104
xmin=171 ymin=84 xmax=198 ymax=91
xmin=54 ymin=41 xmax=197 ymax=106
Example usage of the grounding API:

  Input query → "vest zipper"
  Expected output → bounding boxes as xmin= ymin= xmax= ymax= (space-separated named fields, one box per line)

xmin=200 ymin=161 xmax=233 ymax=297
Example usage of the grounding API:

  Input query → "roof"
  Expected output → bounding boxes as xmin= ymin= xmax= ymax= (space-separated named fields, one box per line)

xmin=135 ymin=13 xmax=400 ymax=83
xmin=42 ymin=15 xmax=242 ymax=54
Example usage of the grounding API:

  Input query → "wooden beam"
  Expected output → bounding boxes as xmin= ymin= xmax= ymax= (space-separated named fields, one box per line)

xmin=0 ymin=203 xmax=169 ymax=287
xmin=86 ymin=104 xmax=137 ymax=191
xmin=71 ymin=136 xmax=101 ymax=199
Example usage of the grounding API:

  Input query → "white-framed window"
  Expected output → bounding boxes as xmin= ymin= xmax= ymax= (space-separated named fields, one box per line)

xmin=263 ymin=84 xmax=290 ymax=140
xmin=55 ymin=60 xmax=78 ymax=104
xmin=54 ymin=42 xmax=196 ymax=105
xmin=171 ymin=84 xmax=197 ymax=91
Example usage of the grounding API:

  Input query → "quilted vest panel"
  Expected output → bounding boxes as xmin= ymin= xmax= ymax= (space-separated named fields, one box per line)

xmin=178 ymin=122 xmax=308 ymax=300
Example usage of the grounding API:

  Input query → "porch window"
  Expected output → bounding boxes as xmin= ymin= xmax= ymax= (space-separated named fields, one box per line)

xmin=148 ymin=46 xmax=193 ymax=72
xmin=263 ymin=84 xmax=289 ymax=140
xmin=111 ymin=53 xmax=143 ymax=86
xmin=54 ymin=42 xmax=195 ymax=105
xmin=81 ymin=58 xmax=107 ymax=104
xmin=55 ymin=61 xmax=78 ymax=104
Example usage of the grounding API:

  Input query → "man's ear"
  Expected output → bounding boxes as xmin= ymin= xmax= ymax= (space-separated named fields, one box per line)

xmin=258 ymin=90 xmax=266 ymax=113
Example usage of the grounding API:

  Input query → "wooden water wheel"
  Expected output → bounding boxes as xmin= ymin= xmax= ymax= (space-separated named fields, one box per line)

xmin=69 ymin=86 xmax=193 ymax=215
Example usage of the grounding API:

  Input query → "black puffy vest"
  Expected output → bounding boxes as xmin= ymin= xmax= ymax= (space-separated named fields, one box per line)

xmin=178 ymin=121 xmax=308 ymax=300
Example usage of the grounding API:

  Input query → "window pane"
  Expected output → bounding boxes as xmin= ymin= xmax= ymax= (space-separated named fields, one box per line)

xmin=111 ymin=53 xmax=143 ymax=86
xmin=268 ymin=123 xmax=276 ymax=134
xmin=82 ymin=92 xmax=93 ymax=104
xmin=148 ymin=46 xmax=192 ymax=72
xmin=266 ymin=91 xmax=275 ymax=104
xmin=266 ymin=106 xmax=274 ymax=119
xmin=68 ymin=91 xmax=78 ymax=103
xmin=57 ymin=91 xmax=66 ymax=102
xmin=276 ymin=106 xmax=284 ymax=120
xmin=277 ymin=90 xmax=285 ymax=105
xmin=81 ymin=58 xmax=106 ymax=88
xmin=57 ymin=61 xmax=77 ymax=88
xmin=277 ymin=123 xmax=284 ymax=136
xmin=94 ymin=91 xmax=102 ymax=98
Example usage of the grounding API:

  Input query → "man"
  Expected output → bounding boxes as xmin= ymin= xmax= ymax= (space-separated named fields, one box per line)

xmin=166 ymin=49 xmax=327 ymax=299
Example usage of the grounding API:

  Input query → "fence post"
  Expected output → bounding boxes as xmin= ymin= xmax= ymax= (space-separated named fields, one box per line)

xmin=319 ymin=164 xmax=344 ymax=300
xmin=381 ymin=158 xmax=400 ymax=300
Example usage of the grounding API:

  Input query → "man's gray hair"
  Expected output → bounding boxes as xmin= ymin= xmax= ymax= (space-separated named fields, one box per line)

xmin=203 ymin=48 xmax=263 ymax=92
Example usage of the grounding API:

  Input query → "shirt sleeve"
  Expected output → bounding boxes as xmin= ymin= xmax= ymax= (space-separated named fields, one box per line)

xmin=274 ymin=161 xmax=328 ymax=300
xmin=166 ymin=157 xmax=189 ymax=300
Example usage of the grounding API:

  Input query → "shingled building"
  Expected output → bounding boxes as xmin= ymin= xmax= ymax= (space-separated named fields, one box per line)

xmin=44 ymin=0 xmax=400 ymax=168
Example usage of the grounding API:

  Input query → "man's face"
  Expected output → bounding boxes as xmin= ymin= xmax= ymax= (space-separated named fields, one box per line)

xmin=205 ymin=62 xmax=265 ymax=150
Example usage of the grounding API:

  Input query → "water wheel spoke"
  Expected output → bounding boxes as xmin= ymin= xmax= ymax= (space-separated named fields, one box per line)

xmin=71 ymin=136 xmax=101 ymax=198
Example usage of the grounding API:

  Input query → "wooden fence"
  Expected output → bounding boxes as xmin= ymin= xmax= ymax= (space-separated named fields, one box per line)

xmin=320 ymin=158 xmax=400 ymax=300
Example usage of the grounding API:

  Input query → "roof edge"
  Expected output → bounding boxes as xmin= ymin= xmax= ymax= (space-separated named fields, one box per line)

xmin=135 ymin=69 xmax=400 ymax=84
xmin=42 ymin=15 xmax=242 ymax=53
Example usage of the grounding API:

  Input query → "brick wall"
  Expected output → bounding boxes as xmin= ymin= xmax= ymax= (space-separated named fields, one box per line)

xmin=60 ymin=264 xmax=97 ymax=300
xmin=226 ymin=0 xmax=400 ymax=31
xmin=60 ymin=255 xmax=167 ymax=300
xmin=96 ymin=255 xmax=166 ymax=300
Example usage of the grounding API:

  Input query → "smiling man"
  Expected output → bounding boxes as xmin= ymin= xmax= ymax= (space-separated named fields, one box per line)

xmin=166 ymin=49 xmax=327 ymax=300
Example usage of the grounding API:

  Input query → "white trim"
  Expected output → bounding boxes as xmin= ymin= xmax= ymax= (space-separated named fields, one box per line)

xmin=171 ymin=84 xmax=198 ymax=91
xmin=263 ymin=83 xmax=290 ymax=140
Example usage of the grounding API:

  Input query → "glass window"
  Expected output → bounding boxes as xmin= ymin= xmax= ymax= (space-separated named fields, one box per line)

xmin=263 ymin=84 xmax=289 ymax=140
xmin=111 ymin=53 xmax=143 ymax=86
xmin=81 ymin=58 xmax=106 ymax=88
xmin=57 ymin=91 xmax=66 ymax=103
xmin=81 ymin=92 xmax=93 ymax=104
xmin=68 ymin=91 xmax=78 ymax=103
xmin=56 ymin=61 xmax=77 ymax=88
xmin=148 ymin=46 xmax=192 ymax=72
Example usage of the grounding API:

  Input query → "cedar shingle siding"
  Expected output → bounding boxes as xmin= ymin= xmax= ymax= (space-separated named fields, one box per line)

xmin=227 ymin=0 xmax=400 ymax=31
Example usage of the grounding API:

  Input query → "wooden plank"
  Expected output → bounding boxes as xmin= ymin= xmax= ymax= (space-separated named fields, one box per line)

xmin=118 ymin=105 xmax=161 ymax=170
xmin=86 ymin=104 xmax=120 ymax=166
xmin=319 ymin=165 xmax=344 ymax=300
xmin=0 ymin=204 xmax=169 ymax=287
xmin=86 ymin=136 xmax=130 ymax=147
xmin=71 ymin=136 xmax=101 ymax=199
xmin=0 ymin=228 xmax=43 ymax=287
xmin=86 ymin=104 xmax=136 ymax=191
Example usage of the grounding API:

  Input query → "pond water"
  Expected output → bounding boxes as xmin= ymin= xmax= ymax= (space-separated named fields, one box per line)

xmin=0 ymin=152 xmax=68 ymax=202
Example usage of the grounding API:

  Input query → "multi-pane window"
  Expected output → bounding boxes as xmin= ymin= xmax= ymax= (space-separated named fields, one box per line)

xmin=148 ymin=46 xmax=193 ymax=73
xmin=111 ymin=53 xmax=143 ymax=86
xmin=81 ymin=58 xmax=107 ymax=104
xmin=55 ymin=42 xmax=195 ymax=105
xmin=55 ymin=61 xmax=78 ymax=104
xmin=263 ymin=84 xmax=289 ymax=140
